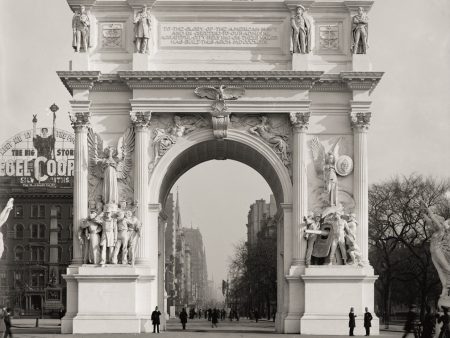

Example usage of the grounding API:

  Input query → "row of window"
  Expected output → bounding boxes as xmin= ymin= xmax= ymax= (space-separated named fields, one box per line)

xmin=6 ymin=223 xmax=73 ymax=240
xmin=13 ymin=205 xmax=73 ymax=219
xmin=3 ymin=245 xmax=72 ymax=262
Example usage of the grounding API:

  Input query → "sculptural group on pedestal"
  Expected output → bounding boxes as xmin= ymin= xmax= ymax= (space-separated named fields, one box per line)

xmin=80 ymin=201 xmax=142 ymax=266
xmin=304 ymin=209 xmax=362 ymax=267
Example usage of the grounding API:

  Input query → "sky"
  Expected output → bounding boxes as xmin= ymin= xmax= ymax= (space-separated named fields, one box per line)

xmin=1 ymin=0 xmax=449 ymax=283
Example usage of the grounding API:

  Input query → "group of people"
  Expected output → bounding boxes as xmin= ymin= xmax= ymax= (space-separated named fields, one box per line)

xmin=0 ymin=307 xmax=12 ymax=338
xmin=348 ymin=307 xmax=373 ymax=336
xmin=402 ymin=304 xmax=450 ymax=338
xmin=178 ymin=308 xmax=244 ymax=330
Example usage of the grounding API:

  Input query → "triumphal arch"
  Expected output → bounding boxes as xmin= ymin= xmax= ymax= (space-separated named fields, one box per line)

xmin=60 ymin=0 xmax=382 ymax=334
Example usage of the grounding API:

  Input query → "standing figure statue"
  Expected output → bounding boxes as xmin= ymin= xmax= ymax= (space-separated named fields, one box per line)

xmin=328 ymin=213 xmax=348 ymax=265
xmin=112 ymin=211 xmax=129 ymax=264
xmin=290 ymin=5 xmax=311 ymax=54
xmin=0 ymin=198 xmax=14 ymax=259
xmin=351 ymin=7 xmax=369 ymax=54
xmin=80 ymin=209 xmax=102 ymax=264
xmin=134 ymin=5 xmax=151 ymax=54
xmin=99 ymin=206 xmax=118 ymax=265
xmin=324 ymin=151 xmax=338 ymax=207
xmin=249 ymin=116 xmax=290 ymax=165
xmin=304 ymin=212 xmax=322 ymax=266
xmin=345 ymin=214 xmax=362 ymax=266
xmin=72 ymin=5 xmax=90 ymax=53
xmin=126 ymin=210 xmax=142 ymax=265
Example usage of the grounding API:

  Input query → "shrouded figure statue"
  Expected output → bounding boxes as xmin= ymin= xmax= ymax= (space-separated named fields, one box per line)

xmin=351 ymin=7 xmax=368 ymax=54
xmin=72 ymin=6 xmax=90 ymax=52
xmin=99 ymin=206 xmax=117 ymax=265
xmin=0 ymin=199 xmax=14 ymax=259
xmin=290 ymin=5 xmax=311 ymax=54
xmin=134 ymin=5 xmax=151 ymax=53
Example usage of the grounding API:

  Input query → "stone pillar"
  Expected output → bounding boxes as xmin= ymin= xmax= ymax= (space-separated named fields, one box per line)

xmin=289 ymin=111 xmax=310 ymax=266
xmin=130 ymin=111 xmax=152 ymax=265
xmin=69 ymin=111 xmax=91 ymax=265
xmin=350 ymin=111 xmax=371 ymax=264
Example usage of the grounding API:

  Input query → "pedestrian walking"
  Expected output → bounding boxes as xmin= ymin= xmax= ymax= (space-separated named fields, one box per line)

xmin=349 ymin=307 xmax=356 ymax=336
xmin=180 ymin=308 xmax=188 ymax=330
xmin=211 ymin=308 xmax=219 ymax=328
xmin=422 ymin=306 xmax=436 ymax=338
xmin=364 ymin=307 xmax=373 ymax=336
xmin=151 ymin=306 xmax=161 ymax=333
xmin=254 ymin=309 xmax=259 ymax=323
xmin=0 ymin=306 xmax=6 ymax=338
xmin=402 ymin=305 xmax=417 ymax=338
xmin=438 ymin=307 xmax=450 ymax=338
xmin=4 ymin=307 xmax=12 ymax=338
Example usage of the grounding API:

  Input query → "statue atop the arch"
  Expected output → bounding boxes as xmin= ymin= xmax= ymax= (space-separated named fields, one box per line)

xmin=310 ymin=136 xmax=353 ymax=207
xmin=87 ymin=127 xmax=135 ymax=205
xmin=351 ymin=7 xmax=369 ymax=54
xmin=134 ymin=5 xmax=151 ymax=53
xmin=290 ymin=5 xmax=311 ymax=54
xmin=72 ymin=6 xmax=90 ymax=52
xmin=0 ymin=198 xmax=13 ymax=259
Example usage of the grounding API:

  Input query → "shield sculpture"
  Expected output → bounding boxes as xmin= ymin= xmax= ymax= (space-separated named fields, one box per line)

xmin=312 ymin=222 xmax=333 ymax=258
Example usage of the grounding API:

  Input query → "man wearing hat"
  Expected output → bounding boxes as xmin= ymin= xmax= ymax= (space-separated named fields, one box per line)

xmin=290 ymin=5 xmax=311 ymax=54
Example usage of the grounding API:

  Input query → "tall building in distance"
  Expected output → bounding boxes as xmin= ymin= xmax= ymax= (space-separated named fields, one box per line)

xmin=164 ymin=191 xmax=209 ymax=312
xmin=246 ymin=195 xmax=277 ymax=246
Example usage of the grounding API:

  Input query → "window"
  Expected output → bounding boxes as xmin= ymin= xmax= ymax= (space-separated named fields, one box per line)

xmin=15 ymin=246 xmax=24 ymax=261
xmin=55 ymin=205 xmax=61 ymax=219
xmin=0 ymin=272 xmax=7 ymax=288
xmin=31 ymin=246 xmax=45 ymax=261
xmin=69 ymin=206 xmax=73 ymax=219
xmin=31 ymin=205 xmax=45 ymax=218
xmin=68 ymin=224 xmax=73 ymax=239
xmin=31 ymin=224 xmax=46 ymax=239
xmin=14 ymin=205 xmax=23 ymax=218
xmin=57 ymin=246 xmax=62 ymax=261
xmin=57 ymin=224 xmax=63 ymax=241
xmin=15 ymin=224 xmax=24 ymax=238
xmin=68 ymin=246 xmax=73 ymax=261
xmin=14 ymin=271 xmax=23 ymax=288
xmin=31 ymin=271 xmax=45 ymax=287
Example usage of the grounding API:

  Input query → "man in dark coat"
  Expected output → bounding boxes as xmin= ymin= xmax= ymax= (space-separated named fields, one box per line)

xmin=349 ymin=307 xmax=357 ymax=336
xmin=151 ymin=306 xmax=161 ymax=333
xmin=364 ymin=307 xmax=373 ymax=336
xmin=402 ymin=305 xmax=417 ymax=338
xmin=422 ymin=305 xmax=435 ymax=338
xmin=180 ymin=308 xmax=188 ymax=330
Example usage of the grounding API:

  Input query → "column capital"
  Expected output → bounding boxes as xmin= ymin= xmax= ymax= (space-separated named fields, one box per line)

xmin=350 ymin=112 xmax=371 ymax=132
xmin=289 ymin=112 xmax=310 ymax=132
xmin=69 ymin=112 xmax=90 ymax=131
xmin=130 ymin=111 xmax=151 ymax=130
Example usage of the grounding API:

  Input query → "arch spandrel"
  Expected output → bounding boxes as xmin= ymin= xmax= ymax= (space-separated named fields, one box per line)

xmin=148 ymin=129 xmax=292 ymax=207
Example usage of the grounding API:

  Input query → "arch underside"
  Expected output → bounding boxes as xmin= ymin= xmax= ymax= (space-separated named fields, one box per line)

xmin=158 ymin=139 xmax=286 ymax=207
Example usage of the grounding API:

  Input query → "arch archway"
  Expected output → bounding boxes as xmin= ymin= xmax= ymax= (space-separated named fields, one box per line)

xmin=149 ymin=129 xmax=293 ymax=332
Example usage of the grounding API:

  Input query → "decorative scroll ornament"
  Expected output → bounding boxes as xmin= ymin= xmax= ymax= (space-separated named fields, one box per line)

xmin=310 ymin=136 xmax=353 ymax=207
xmin=194 ymin=85 xmax=245 ymax=139
xmin=69 ymin=112 xmax=91 ymax=130
xmin=350 ymin=112 xmax=371 ymax=131
xmin=87 ymin=127 xmax=135 ymax=205
xmin=289 ymin=112 xmax=310 ymax=131
xmin=130 ymin=111 xmax=151 ymax=129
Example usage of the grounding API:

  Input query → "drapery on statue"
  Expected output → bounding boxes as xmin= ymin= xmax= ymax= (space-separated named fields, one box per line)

xmin=0 ymin=198 xmax=14 ymax=259
xmin=72 ymin=5 xmax=90 ymax=52
xmin=126 ymin=209 xmax=142 ymax=265
xmin=290 ymin=5 xmax=311 ymax=54
xmin=80 ymin=209 xmax=102 ymax=264
xmin=134 ymin=5 xmax=151 ymax=53
xmin=88 ymin=128 xmax=135 ymax=205
xmin=421 ymin=201 xmax=450 ymax=306
xmin=310 ymin=137 xmax=353 ymax=207
xmin=351 ymin=7 xmax=369 ymax=54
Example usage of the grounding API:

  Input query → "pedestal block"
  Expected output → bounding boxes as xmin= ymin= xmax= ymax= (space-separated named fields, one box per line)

xmin=352 ymin=54 xmax=372 ymax=71
xmin=69 ymin=53 xmax=90 ymax=71
xmin=62 ymin=265 xmax=155 ymax=334
xmin=300 ymin=265 xmax=379 ymax=335
xmin=133 ymin=53 xmax=151 ymax=71
xmin=292 ymin=54 xmax=311 ymax=71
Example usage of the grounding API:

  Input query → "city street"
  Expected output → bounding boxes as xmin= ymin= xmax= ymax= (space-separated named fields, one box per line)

xmin=9 ymin=318 xmax=403 ymax=337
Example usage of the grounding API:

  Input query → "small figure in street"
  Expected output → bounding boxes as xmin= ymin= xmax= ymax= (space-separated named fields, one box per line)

xmin=422 ymin=306 xmax=436 ymax=338
xmin=254 ymin=309 xmax=259 ymax=323
xmin=402 ymin=305 xmax=417 ymax=338
xmin=438 ymin=307 xmax=450 ymax=338
xmin=4 ymin=307 xmax=12 ymax=338
xmin=349 ymin=307 xmax=356 ymax=336
xmin=364 ymin=307 xmax=373 ymax=336
xmin=151 ymin=306 xmax=161 ymax=333
xmin=211 ymin=308 xmax=219 ymax=328
xmin=180 ymin=308 xmax=188 ymax=330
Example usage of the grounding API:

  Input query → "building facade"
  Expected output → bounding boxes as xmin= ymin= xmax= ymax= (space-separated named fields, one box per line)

xmin=246 ymin=195 xmax=277 ymax=246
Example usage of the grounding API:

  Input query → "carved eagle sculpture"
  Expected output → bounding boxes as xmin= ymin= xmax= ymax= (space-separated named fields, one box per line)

xmin=194 ymin=85 xmax=245 ymax=101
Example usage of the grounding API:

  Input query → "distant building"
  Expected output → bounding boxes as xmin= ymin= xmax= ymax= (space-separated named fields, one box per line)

xmin=246 ymin=195 xmax=277 ymax=246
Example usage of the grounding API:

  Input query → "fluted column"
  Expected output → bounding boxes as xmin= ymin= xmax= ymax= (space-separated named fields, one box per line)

xmin=69 ymin=111 xmax=90 ymax=265
xmin=289 ymin=112 xmax=310 ymax=266
xmin=130 ymin=111 xmax=152 ymax=265
xmin=350 ymin=112 xmax=371 ymax=264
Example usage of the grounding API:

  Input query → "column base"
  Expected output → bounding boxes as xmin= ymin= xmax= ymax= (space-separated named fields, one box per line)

xmin=63 ymin=265 xmax=156 ymax=334
xmin=300 ymin=265 xmax=379 ymax=335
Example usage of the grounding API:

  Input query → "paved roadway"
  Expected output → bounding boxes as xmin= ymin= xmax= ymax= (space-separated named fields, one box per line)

xmin=9 ymin=318 xmax=403 ymax=337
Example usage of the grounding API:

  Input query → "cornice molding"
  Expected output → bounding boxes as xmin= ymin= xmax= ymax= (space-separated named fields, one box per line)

xmin=340 ymin=71 xmax=384 ymax=93
xmin=57 ymin=71 xmax=101 ymax=95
